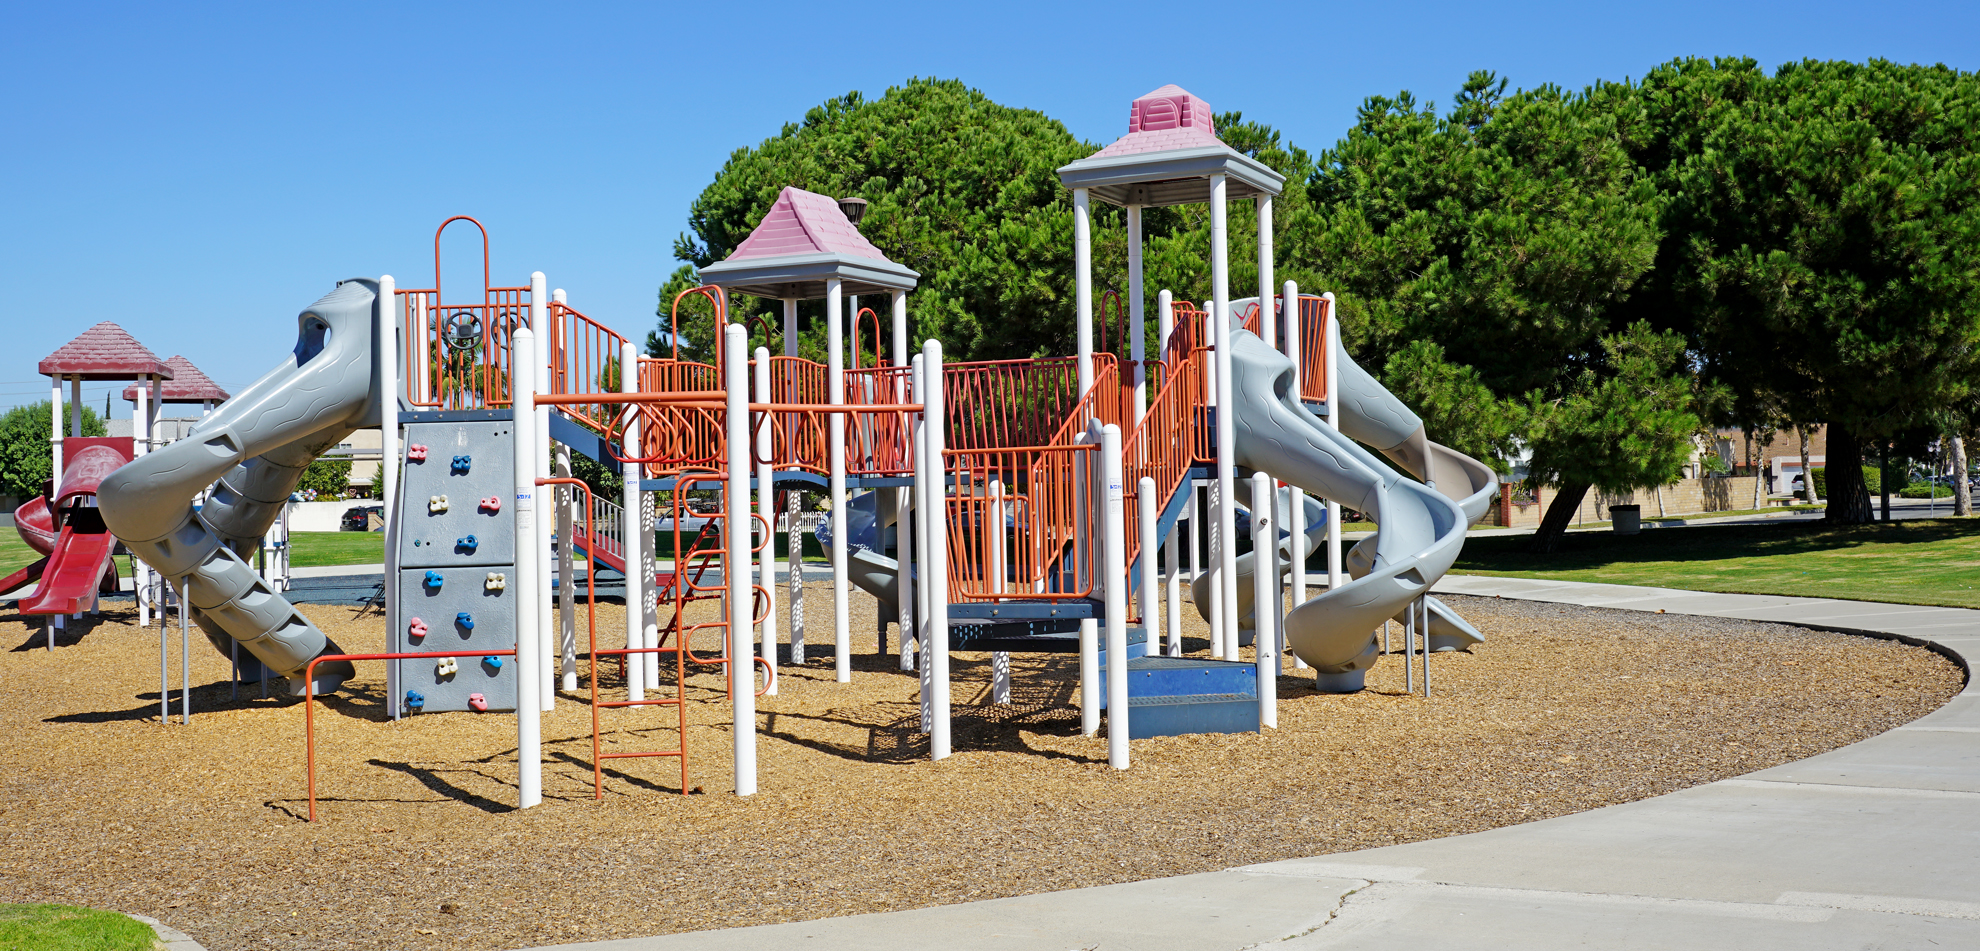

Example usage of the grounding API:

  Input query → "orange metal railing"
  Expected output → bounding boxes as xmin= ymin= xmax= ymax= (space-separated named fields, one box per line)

xmin=544 ymin=300 xmax=630 ymax=435
xmin=395 ymin=216 xmax=532 ymax=411
xmin=1121 ymin=347 xmax=1210 ymax=572
xmin=845 ymin=364 xmax=917 ymax=476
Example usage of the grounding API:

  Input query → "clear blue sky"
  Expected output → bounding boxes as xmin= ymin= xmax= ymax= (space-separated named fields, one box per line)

xmin=3 ymin=1 xmax=1974 ymax=415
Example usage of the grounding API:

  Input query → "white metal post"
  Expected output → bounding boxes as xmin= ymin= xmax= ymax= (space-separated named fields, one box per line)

xmin=922 ymin=339 xmax=950 ymax=760
xmin=988 ymin=478 xmax=1009 ymax=704
xmin=1079 ymin=424 xmax=1100 ymax=736
xmin=1127 ymin=204 xmax=1146 ymax=427
xmin=533 ymin=273 xmax=554 ymax=711
xmin=547 ymin=289 xmax=576 ymax=691
xmin=892 ymin=289 xmax=914 ymax=671
xmin=49 ymin=375 xmax=62 ymax=498
xmin=1073 ymin=187 xmax=1093 ymax=397
xmin=1102 ymin=425 xmax=1129 ymax=768
xmin=414 ymin=296 xmax=431 ymax=406
xmin=1282 ymin=280 xmax=1307 ymax=669
xmin=826 ymin=279 xmax=851 ymax=682
xmin=620 ymin=340 xmax=645 ymax=703
xmin=1251 ymin=472 xmax=1278 ymax=729
xmin=1324 ymin=293 xmax=1342 ymax=594
xmin=555 ymin=445 xmax=576 ymax=691
xmin=1211 ymin=173 xmax=1239 ymax=666
xmin=754 ymin=346 xmax=777 ymax=695
xmin=379 ymin=275 xmax=402 ymax=713
xmin=782 ymin=297 xmax=803 ymax=660
xmin=724 ymin=325 xmax=757 ymax=795
xmin=133 ymin=381 xmax=151 ymax=629
xmin=1258 ymin=196 xmax=1275 ymax=348
xmin=1137 ymin=476 xmax=1159 ymax=665
xmin=511 ymin=328 xmax=542 ymax=809
xmin=908 ymin=355 xmax=926 ymax=674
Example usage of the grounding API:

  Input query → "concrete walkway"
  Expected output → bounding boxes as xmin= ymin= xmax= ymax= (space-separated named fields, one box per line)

xmin=527 ymin=576 xmax=1979 ymax=951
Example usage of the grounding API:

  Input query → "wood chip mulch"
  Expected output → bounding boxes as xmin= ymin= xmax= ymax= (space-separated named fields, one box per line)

xmin=0 ymin=587 xmax=1961 ymax=951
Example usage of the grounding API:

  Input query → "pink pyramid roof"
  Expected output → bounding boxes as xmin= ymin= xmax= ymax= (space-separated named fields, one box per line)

xmin=38 ymin=321 xmax=175 ymax=380
xmin=122 ymin=355 xmax=229 ymax=404
xmin=1090 ymin=84 xmax=1226 ymax=159
xmin=727 ymin=187 xmax=892 ymax=263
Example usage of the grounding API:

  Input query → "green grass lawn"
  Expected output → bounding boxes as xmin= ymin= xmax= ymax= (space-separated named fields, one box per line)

xmin=287 ymin=530 xmax=384 ymax=568
xmin=0 ymin=534 xmax=37 ymax=577
xmin=0 ymin=904 xmax=156 ymax=951
xmin=1455 ymin=516 xmax=1980 ymax=609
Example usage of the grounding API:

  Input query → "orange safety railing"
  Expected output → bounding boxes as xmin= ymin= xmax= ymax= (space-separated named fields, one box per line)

xmin=763 ymin=356 xmax=829 ymax=475
xmin=941 ymin=356 xmax=1090 ymax=452
xmin=1121 ymin=347 xmax=1209 ymax=572
xmin=395 ymin=216 xmax=531 ymax=411
xmin=844 ymin=364 xmax=917 ymax=476
xmin=1296 ymin=294 xmax=1331 ymax=403
xmin=545 ymin=299 xmax=631 ymax=435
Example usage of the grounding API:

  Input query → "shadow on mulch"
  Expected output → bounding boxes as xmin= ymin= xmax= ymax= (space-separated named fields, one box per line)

xmin=7 ymin=608 xmax=138 ymax=650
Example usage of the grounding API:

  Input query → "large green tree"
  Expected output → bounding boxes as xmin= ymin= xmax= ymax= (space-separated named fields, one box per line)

xmin=663 ymin=80 xmax=1101 ymax=365
xmin=1612 ymin=57 xmax=1980 ymax=523
xmin=1303 ymin=72 xmax=1698 ymax=550
xmin=0 ymin=401 xmax=107 ymax=502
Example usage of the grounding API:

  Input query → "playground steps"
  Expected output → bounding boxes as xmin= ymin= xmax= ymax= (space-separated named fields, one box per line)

xmin=1098 ymin=655 xmax=1261 ymax=739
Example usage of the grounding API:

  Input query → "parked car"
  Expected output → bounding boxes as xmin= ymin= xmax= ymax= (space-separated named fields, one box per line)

xmin=341 ymin=503 xmax=383 ymax=532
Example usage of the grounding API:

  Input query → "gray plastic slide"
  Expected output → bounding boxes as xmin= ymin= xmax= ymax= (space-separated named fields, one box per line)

xmin=814 ymin=489 xmax=907 ymax=623
xmin=100 ymin=280 xmax=384 ymax=694
xmin=1189 ymin=483 xmax=1327 ymax=637
xmin=1190 ymin=324 xmax=1498 ymax=675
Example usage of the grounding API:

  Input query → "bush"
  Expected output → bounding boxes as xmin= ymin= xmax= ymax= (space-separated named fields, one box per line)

xmin=0 ymin=401 xmax=107 ymax=500
xmin=1899 ymin=483 xmax=1954 ymax=499
xmin=295 ymin=456 xmax=352 ymax=500
xmin=1811 ymin=465 xmax=1881 ymax=498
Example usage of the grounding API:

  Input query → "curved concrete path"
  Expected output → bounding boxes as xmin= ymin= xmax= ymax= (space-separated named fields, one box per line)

xmin=526 ymin=577 xmax=1980 ymax=951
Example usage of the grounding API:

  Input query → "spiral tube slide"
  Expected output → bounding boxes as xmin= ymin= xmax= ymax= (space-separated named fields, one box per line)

xmin=1196 ymin=329 xmax=1497 ymax=674
xmin=99 ymin=280 xmax=385 ymax=694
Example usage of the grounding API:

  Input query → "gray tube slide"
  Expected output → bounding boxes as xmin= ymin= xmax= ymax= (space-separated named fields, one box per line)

xmin=1190 ymin=484 xmax=1327 ymax=638
xmin=1193 ymin=327 xmax=1496 ymax=674
xmin=816 ymin=490 xmax=906 ymax=621
xmin=100 ymin=280 xmax=382 ymax=694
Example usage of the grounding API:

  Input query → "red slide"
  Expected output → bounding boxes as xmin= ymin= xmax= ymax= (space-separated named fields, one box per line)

xmin=13 ymin=438 xmax=130 ymax=614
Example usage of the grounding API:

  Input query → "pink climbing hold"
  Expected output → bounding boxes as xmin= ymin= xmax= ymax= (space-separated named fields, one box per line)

xmin=407 ymin=443 xmax=429 ymax=461
xmin=408 ymin=617 xmax=428 ymax=639
xmin=468 ymin=693 xmax=488 ymax=712
xmin=479 ymin=495 xmax=502 ymax=513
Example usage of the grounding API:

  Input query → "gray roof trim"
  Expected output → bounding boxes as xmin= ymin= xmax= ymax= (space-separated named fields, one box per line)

xmin=698 ymin=251 xmax=921 ymax=300
xmin=1056 ymin=145 xmax=1286 ymax=207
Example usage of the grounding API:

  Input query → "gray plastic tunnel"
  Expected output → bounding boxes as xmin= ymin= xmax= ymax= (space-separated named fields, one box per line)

xmin=99 ymin=280 xmax=386 ymax=694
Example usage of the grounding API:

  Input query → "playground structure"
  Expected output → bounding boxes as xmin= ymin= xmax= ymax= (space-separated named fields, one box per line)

xmin=73 ymin=84 xmax=1497 ymax=815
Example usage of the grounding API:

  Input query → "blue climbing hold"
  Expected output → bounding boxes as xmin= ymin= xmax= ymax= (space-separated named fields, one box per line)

xmin=451 ymin=454 xmax=472 ymax=473
xmin=424 ymin=570 xmax=443 ymax=588
xmin=405 ymin=690 xmax=425 ymax=711
xmin=484 ymin=655 xmax=503 ymax=670
xmin=456 ymin=612 xmax=475 ymax=631
xmin=456 ymin=534 xmax=478 ymax=553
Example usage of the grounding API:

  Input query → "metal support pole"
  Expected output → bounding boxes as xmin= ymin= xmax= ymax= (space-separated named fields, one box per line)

xmin=1137 ymin=477 xmax=1160 ymax=664
xmin=754 ymin=347 xmax=777 ymax=695
xmin=725 ymin=325 xmax=757 ymax=795
xmin=1251 ymin=472 xmax=1278 ymax=729
xmin=1211 ymin=173 xmax=1239 ymax=667
xmin=1324 ymin=293 xmax=1342 ymax=596
xmin=1127 ymin=204 xmax=1146 ymax=427
xmin=1074 ymin=188 xmax=1094 ymax=398
xmin=511 ymin=327 xmax=542 ymax=809
xmin=533 ymin=274 xmax=554 ymax=712
xmin=620 ymin=340 xmax=645 ymax=703
xmin=827 ymin=279 xmax=851 ymax=682
xmin=1102 ymin=425 xmax=1129 ymax=768
xmin=922 ymin=338 xmax=950 ymax=760
xmin=1283 ymin=279 xmax=1307 ymax=669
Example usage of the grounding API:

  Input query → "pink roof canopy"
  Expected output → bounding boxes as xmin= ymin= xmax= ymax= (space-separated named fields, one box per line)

xmin=1057 ymin=84 xmax=1284 ymax=208
xmin=38 ymin=321 xmax=175 ymax=381
xmin=121 ymin=355 xmax=229 ymax=404
xmin=728 ymin=187 xmax=891 ymax=262
xmin=700 ymin=186 xmax=919 ymax=300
